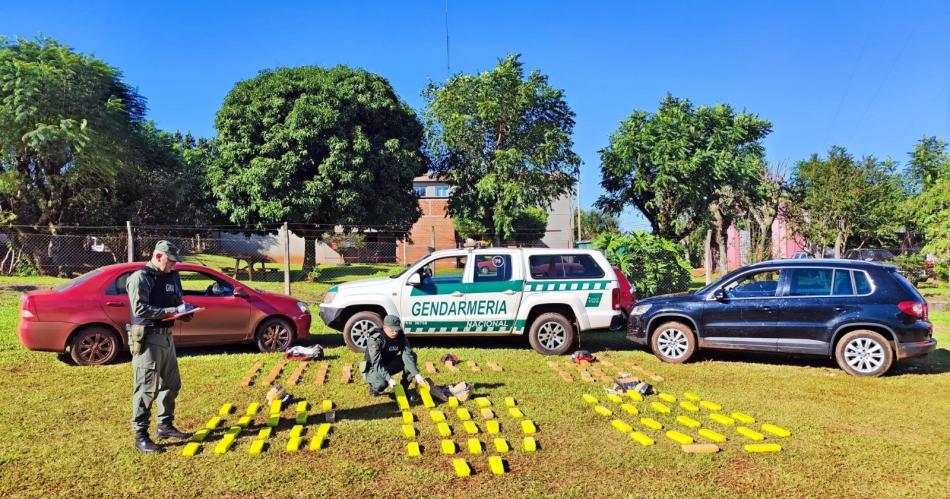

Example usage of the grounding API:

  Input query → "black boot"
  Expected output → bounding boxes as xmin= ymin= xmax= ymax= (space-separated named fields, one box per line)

xmin=134 ymin=431 xmax=163 ymax=453
xmin=156 ymin=423 xmax=191 ymax=440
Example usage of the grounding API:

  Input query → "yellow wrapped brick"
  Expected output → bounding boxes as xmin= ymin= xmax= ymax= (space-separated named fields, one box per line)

xmin=699 ymin=400 xmax=722 ymax=412
xmin=181 ymin=442 xmax=200 ymax=456
xmin=289 ymin=424 xmax=304 ymax=438
xmin=709 ymin=413 xmax=735 ymax=426
xmin=505 ymin=397 xmax=517 ymax=407
xmin=761 ymin=423 xmax=791 ymax=438
xmin=401 ymin=424 xmax=417 ymax=438
xmin=683 ymin=392 xmax=701 ymax=401
xmin=611 ymin=419 xmax=633 ymax=433
xmin=737 ymin=426 xmax=765 ymax=441
xmin=321 ymin=400 xmax=333 ymax=411
xmin=296 ymin=401 xmax=308 ymax=413
xmin=467 ymin=438 xmax=482 ymax=454
xmin=489 ymin=455 xmax=505 ymax=475
xmin=630 ymin=431 xmax=654 ymax=446
xmin=248 ymin=439 xmax=266 ymax=455
xmin=494 ymin=437 xmax=510 ymax=452
xmin=640 ymin=417 xmax=663 ymax=430
xmin=607 ymin=394 xmax=624 ymax=404
xmin=621 ymin=403 xmax=639 ymax=415
xmin=436 ymin=422 xmax=453 ymax=437
xmin=680 ymin=401 xmax=699 ymax=412
xmin=257 ymin=427 xmax=272 ymax=440
xmin=286 ymin=436 xmax=303 ymax=452
xmin=658 ymin=393 xmax=677 ymax=404
xmin=456 ymin=408 xmax=472 ymax=421
xmin=453 ymin=458 xmax=471 ymax=477
xmin=308 ymin=435 xmax=326 ymax=450
xmin=508 ymin=408 xmax=525 ymax=419
xmin=315 ymin=423 xmax=332 ymax=439
xmin=521 ymin=420 xmax=537 ymax=434
xmin=448 ymin=396 xmax=459 ymax=407
xmin=582 ymin=394 xmax=599 ymax=404
xmin=245 ymin=402 xmax=260 ymax=415
xmin=744 ymin=443 xmax=782 ymax=453
xmin=665 ymin=430 xmax=693 ymax=445
xmin=676 ymin=415 xmax=701 ymax=428
xmin=475 ymin=397 xmax=491 ymax=407
xmin=402 ymin=411 xmax=414 ymax=424
xmin=429 ymin=410 xmax=446 ymax=422
xmin=191 ymin=429 xmax=210 ymax=442
xmin=650 ymin=402 xmax=671 ymax=414
xmin=486 ymin=420 xmax=501 ymax=434
xmin=523 ymin=436 xmax=538 ymax=452
xmin=219 ymin=403 xmax=234 ymax=416
xmin=594 ymin=405 xmax=613 ymax=417
xmin=626 ymin=390 xmax=644 ymax=401
xmin=205 ymin=416 xmax=222 ymax=429
xmin=441 ymin=439 xmax=456 ymax=454
xmin=406 ymin=442 xmax=421 ymax=457
xmin=732 ymin=412 xmax=756 ymax=424
xmin=270 ymin=399 xmax=282 ymax=415
xmin=463 ymin=421 xmax=480 ymax=435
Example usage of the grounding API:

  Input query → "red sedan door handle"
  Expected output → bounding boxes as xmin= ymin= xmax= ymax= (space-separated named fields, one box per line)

xmin=105 ymin=301 xmax=125 ymax=307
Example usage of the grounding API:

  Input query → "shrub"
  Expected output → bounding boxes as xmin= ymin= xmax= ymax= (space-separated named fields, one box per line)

xmin=593 ymin=231 xmax=691 ymax=297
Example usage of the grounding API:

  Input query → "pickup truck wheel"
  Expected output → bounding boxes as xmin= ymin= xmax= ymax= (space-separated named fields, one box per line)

xmin=650 ymin=321 xmax=696 ymax=363
xmin=344 ymin=311 xmax=382 ymax=353
xmin=528 ymin=313 xmax=575 ymax=355
xmin=834 ymin=330 xmax=893 ymax=377
xmin=69 ymin=326 xmax=119 ymax=366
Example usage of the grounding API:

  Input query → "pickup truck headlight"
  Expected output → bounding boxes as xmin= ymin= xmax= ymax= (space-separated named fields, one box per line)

xmin=297 ymin=301 xmax=309 ymax=314
xmin=322 ymin=291 xmax=336 ymax=304
xmin=631 ymin=304 xmax=652 ymax=316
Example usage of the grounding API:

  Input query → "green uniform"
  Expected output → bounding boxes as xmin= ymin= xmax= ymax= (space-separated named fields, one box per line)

xmin=127 ymin=262 xmax=184 ymax=432
xmin=361 ymin=328 xmax=420 ymax=392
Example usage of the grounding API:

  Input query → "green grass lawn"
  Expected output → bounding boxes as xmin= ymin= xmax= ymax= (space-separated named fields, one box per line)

xmin=0 ymin=274 xmax=948 ymax=497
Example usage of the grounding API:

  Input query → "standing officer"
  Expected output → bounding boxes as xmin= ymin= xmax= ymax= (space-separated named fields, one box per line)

xmin=361 ymin=315 xmax=427 ymax=397
xmin=127 ymin=240 xmax=194 ymax=453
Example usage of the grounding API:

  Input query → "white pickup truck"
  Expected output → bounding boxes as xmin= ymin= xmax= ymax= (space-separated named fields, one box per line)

xmin=318 ymin=248 xmax=627 ymax=355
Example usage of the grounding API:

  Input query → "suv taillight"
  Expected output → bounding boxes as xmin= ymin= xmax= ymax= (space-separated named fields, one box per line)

xmin=897 ymin=301 xmax=928 ymax=320
xmin=612 ymin=287 xmax=620 ymax=310
xmin=20 ymin=294 xmax=37 ymax=320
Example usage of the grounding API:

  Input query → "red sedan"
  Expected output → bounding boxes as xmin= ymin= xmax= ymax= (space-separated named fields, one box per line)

xmin=18 ymin=262 xmax=312 ymax=365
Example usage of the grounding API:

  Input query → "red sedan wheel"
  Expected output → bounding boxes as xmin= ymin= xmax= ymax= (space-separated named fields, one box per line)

xmin=70 ymin=327 xmax=119 ymax=366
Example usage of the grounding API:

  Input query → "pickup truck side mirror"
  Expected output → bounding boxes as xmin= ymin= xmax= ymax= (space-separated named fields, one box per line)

xmin=233 ymin=286 xmax=249 ymax=298
xmin=713 ymin=288 xmax=727 ymax=301
xmin=406 ymin=273 xmax=421 ymax=287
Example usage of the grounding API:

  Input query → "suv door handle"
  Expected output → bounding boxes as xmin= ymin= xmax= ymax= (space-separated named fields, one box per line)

xmin=503 ymin=290 xmax=517 ymax=295
xmin=834 ymin=306 xmax=848 ymax=312
xmin=761 ymin=306 xmax=772 ymax=312
xmin=105 ymin=301 xmax=125 ymax=307
xmin=451 ymin=291 xmax=464 ymax=297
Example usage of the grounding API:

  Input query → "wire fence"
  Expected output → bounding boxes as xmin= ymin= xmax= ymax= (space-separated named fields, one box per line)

xmin=0 ymin=223 xmax=571 ymax=286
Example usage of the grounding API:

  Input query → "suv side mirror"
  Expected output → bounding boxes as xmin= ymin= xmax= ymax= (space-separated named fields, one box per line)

xmin=406 ymin=273 xmax=421 ymax=287
xmin=713 ymin=289 xmax=727 ymax=301
xmin=233 ymin=287 xmax=249 ymax=298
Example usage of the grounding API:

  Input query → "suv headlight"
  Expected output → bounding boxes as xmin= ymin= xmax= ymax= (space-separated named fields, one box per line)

xmin=322 ymin=291 xmax=336 ymax=304
xmin=631 ymin=304 xmax=652 ymax=315
xmin=297 ymin=301 xmax=309 ymax=314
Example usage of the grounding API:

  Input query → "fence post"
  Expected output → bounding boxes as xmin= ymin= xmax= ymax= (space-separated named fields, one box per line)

xmin=283 ymin=222 xmax=291 ymax=296
xmin=126 ymin=221 xmax=134 ymax=263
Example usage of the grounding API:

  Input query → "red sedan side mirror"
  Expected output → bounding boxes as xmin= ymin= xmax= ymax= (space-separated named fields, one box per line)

xmin=233 ymin=287 xmax=249 ymax=298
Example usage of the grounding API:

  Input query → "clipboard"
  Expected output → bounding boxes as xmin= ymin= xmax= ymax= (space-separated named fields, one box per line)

xmin=168 ymin=307 xmax=205 ymax=320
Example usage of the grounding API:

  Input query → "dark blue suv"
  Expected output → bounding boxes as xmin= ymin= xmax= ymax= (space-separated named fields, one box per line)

xmin=626 ymin=260 xmax=936 ymax=376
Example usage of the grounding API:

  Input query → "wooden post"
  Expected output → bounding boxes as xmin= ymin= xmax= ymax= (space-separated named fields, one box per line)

xmin=283 ymin=222 xmax=291 ymax=296
xmin=126 ymin=221 xmax=134 ymax=263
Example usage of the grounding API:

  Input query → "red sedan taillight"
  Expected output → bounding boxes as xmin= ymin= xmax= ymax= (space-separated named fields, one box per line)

xmin=897 ymin=301 xmax=928 ymax=320
xmin=20 ymin=294 xmax=37 ymax=320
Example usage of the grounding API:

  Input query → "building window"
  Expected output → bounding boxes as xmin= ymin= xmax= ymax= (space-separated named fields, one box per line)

xmin=435 ymin=186 xmax=449 ymax=197
xmin=414 ymin=186 xmax=427 ymax=198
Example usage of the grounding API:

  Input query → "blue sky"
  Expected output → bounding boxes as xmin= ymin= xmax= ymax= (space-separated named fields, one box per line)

xmin=4 ymin=1 xmax=949 ymax=231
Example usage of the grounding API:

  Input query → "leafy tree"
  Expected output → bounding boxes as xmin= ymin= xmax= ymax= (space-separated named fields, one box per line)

xmin=0 ymin=37 xmax=145 ymax=230
xmin=454 ymin=207 xmax=548 ymax=244
xmin=592 ymin=231 xmax=691 ymax=297
xmin=909 ymin=169 xmax=950 ymax=283
xmin=785 ymin=147 xmax=904 ymax=257
xmin=211 ymin=66 xmax=427 ymax=272
xmin=574 ymin=208 xmax=620 ymax=241
xmin=908 ymin=136 xmax=950 ymax=190
xmin=597 ymin=95 xmax=771 ymax=273
xmin=424 ymin=54 xmax=580 ymax=245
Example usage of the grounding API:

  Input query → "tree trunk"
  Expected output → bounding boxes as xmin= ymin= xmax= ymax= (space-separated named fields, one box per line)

xmin=710 ymin=203 xmax=729 ymax=275
xmin=834 ymin=232 xmax=845 ymax=259
xmin=302 ymin=235 xmax=315 ymax=277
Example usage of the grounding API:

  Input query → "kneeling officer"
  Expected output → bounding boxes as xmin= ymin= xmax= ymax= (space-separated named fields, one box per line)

xmin=362 ymin=315 xmax=427 ymax=397
xmin=127 ymin=240 xmax=194 ymax=453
